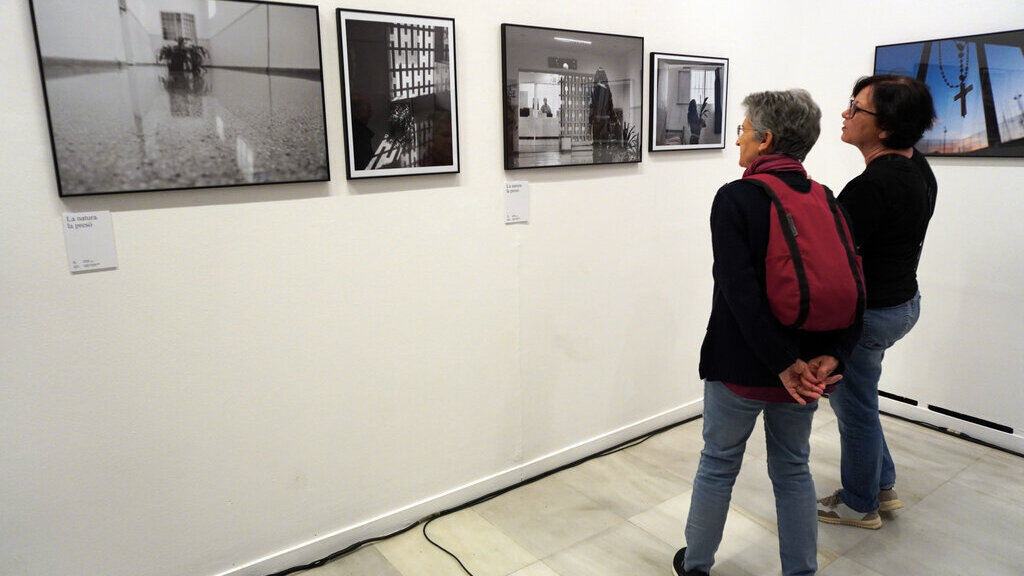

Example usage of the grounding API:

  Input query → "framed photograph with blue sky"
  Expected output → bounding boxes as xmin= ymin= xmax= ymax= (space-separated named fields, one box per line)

xmin=874 ymin=28 xmax=1024 ymax=157
xmin=649 ymin=52 xmax=728 ymax=152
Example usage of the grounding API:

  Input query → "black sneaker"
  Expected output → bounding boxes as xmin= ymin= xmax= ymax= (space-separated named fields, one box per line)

xmin=672 ymin=547 xmax=710 ymax=576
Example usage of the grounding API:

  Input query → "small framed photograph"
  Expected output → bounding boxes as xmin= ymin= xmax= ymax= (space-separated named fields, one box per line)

xmin=501 ymin=24 xmax=643 ymax=170
xmin=649 ymin=52 xmax=728 ymax=152
xmin=337 ymin=9 xmax=460 ymax=179
xmin=875 ymin=28 xmax=1024 ymax=157
xmin=28 ymin=0 xmax=330 ymax=196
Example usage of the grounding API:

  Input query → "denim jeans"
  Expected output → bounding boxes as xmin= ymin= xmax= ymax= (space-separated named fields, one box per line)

xmin=828 ymin=292 xmax=920 ymax=513
xmin=685 ymin=380 xmax=819 ymax=576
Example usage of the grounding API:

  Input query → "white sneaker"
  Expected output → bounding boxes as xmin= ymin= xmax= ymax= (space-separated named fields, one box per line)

xmin=817 ymin=490 xmax=882 ymax=529
xmin=879 ymin=487 xmax=903 ymax=512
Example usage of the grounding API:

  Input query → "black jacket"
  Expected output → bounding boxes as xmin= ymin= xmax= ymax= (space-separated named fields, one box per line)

xmin=699 ymin=172 xmax=858 ymax=388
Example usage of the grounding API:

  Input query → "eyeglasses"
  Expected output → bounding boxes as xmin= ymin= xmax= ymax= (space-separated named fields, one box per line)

xmin=737 ymin=124 xmax=754 ymax=137
xmin=847 ymin=98 xmax=878 ymax=118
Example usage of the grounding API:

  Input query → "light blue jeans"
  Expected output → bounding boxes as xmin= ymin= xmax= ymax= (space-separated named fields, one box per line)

xmin=828 ymin=292 xmax=920 ymax=513
xmin=685 ymin=380 xmax=819 ymax=576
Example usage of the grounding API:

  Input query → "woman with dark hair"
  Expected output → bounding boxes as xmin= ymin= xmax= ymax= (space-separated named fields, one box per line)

xmin=589 ymin=67 xmax=614 ymax=147
xmin=673 ymin=89 xmax=853 ymax=576
xmin=687 ymin=97 xmax=708 ymax=144
xmin=817 ymin=75 xmax=937 ymax=529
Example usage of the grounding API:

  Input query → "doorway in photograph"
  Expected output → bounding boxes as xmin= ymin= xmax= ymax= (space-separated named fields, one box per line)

xmin=502 ymin=24 xmax=643 ymax=170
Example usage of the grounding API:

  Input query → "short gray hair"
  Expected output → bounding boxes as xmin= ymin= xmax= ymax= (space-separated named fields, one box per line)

xmin=742 ymin=89 xmax=821 ymax=161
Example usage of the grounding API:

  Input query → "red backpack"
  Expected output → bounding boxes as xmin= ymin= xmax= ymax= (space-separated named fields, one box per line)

xmin=745 ymin=173 xmax=865 ymax=331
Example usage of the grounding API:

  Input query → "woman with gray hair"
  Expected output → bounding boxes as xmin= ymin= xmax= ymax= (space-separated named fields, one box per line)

xmin=673 ymin=89 xmax=855 ymax=576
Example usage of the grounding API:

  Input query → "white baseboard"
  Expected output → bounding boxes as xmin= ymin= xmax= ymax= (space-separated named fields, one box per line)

xmin=880 ymin=396 xmax=1024 ymax=455
xmin=212 ymin=400 xmax=704 ymax=576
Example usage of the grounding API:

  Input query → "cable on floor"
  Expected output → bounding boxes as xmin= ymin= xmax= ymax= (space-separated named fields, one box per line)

xmin=878 ymin=409 xmax=1024 ymax=458
xmin=265 ymin=414 xmax=701 ymax=576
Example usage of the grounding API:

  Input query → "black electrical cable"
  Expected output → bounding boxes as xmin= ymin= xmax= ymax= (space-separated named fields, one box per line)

xmin=265 ymin=407 xmax=1022 ymax=576
xmin=265 ymin=520 xmax=423 ymax=576
xmin=415 ymin=418 xmax=691 ymax=576
xmin=265 ymin=414 xmax=701 ymax=576
xmin=879 ymin=409 xmax=1024 ymax=458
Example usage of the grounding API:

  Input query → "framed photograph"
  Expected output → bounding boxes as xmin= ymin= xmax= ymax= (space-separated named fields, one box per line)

xmin=27 ymin=0 xmax=330 ymax=197
xmin=337 ymin=9 xmax=459 ymax=179
xmin=649 ymin=52 xmax=728 ymax=152
xmin=501 ymin=24 xmax=643 ymax=170
xmin=874 ymin=28 xmax=1024 ymax=157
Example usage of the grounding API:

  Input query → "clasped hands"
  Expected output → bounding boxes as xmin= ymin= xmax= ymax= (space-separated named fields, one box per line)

xmin=778 ymin=355 xmax=842 ymax=405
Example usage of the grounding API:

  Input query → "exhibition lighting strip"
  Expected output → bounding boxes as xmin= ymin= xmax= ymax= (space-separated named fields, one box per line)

xmin=553 ymin=36 xmax=591 ymax=45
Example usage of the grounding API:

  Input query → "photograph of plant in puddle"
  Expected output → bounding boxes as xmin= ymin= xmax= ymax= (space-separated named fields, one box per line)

xmin=28 ymin=0 xmax=329 ymax=196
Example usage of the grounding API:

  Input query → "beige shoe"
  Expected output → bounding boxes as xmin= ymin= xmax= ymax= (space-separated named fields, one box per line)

xmin=817 ymin=490 xmax=882 ymax=529
xmin=879 ymin=488 xmax=903 ymax=512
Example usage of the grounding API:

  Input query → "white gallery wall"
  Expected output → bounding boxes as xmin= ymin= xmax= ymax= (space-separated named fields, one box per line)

xmin=2 ymin=1 xmax=1023 ymax=576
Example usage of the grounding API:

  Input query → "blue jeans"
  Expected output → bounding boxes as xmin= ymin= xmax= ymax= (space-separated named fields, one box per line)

xmin=828 ymin=292 xmax=920 ymax=513
xmin=685 ymin=381 xmax=819 ymax=576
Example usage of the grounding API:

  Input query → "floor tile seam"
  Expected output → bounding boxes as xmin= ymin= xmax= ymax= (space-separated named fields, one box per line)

xmin=842 ymin=519 xmax=1023 ymax=575
xmin=624 ymin=514 xmax=677 ymax=549
xmin=943 ymin=452 xmax=1024 ymax=507
xmin=944 ymin=476 xmax=1024 ymax=513
xmin=913 ymin=472 xmax=1024 ymax=528
xmin=542 ymin=516 xmax=677 ymax=565
xmin=472 ymin=474 xmax=632 ymax=560
xmin=541 ymin=471 xmax=634 ymax=523
xmin=617 ymin=442 xmax=696 ymax=477
xmin=423 ymin=508 xmax=540 ymax=575
xmin=367 ymin=543 xmax=410 ymax=576
xmin=373 ymin=532 xmax=470 ymax=576
xmin=727 ymin=502 xmax=781 ymax=535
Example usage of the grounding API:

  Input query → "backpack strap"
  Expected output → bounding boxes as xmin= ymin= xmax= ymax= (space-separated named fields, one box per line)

xmin=824 ymin=185 xmax=867 ymax=323
xmin=743 ymin=173 xmax=811 ymax=328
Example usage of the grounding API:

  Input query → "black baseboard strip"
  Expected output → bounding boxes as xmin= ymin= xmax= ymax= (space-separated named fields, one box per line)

xmin=879 ymin=390 xmax=919 ymax=406
xmin=927 ymin=404 xmax=1014 ymax=434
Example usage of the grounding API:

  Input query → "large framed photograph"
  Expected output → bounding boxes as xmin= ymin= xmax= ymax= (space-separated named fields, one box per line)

xmin=875 ymin=28 xmax=1024 ymax=157
xmin=337 ymin=9 xmax=459 ymax=179
xmin=501 ymin=24 xmax=643 ymax=170
xmin=28 ymin=0 xmax=330 ymax=197
xmin=649 ymin=52 xmax=728 ymax=152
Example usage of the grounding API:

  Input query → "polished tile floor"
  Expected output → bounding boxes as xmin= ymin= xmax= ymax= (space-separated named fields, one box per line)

xmin=305 ymin=399 xmax=1024 ymax=576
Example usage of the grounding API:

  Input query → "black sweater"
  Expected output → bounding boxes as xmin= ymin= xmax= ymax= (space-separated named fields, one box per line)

xmin=837 ymin=150 xmax=937 ymax=308
xmin=698 ymin=172 xmax=856 ymax=388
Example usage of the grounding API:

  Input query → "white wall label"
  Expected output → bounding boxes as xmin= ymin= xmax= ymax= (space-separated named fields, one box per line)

xmin=505 ymin=181 xmax=529 ymax=224
xmin=63 ymin=211 xmax=118 ymax=273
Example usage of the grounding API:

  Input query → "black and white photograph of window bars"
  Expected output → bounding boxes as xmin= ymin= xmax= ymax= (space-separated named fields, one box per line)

xmin=337 ymin=9 xmax=460 ymax=179
xmin=27 ymin=0 xmax=330 ymax=196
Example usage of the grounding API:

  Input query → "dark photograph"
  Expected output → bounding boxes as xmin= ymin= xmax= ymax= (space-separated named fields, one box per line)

xmin=649 ymin=52 xmax=728 ymax=152
xmin=337 ymin=9 xmax=459 ymax=179
xmin=28 ymin=0 xmax=329 ymax=196
xmin=501 ymin=24 xmax=643 ymax=170
xmin=875 ymin=28 xmax=1024 ymax=157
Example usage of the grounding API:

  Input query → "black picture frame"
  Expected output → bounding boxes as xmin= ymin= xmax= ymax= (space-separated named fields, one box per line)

xmin=649 ymin=52 xmax=728 ymax=152
xmin=337 ymin=9 xmax=460 ymax=180
xmin=874 ymin=28 xmax=1024 ymax=157
xmin=27 ymin=0 xmax=330 ymax=197
xmin=501 ymin=24 xmax=643 ymax=170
